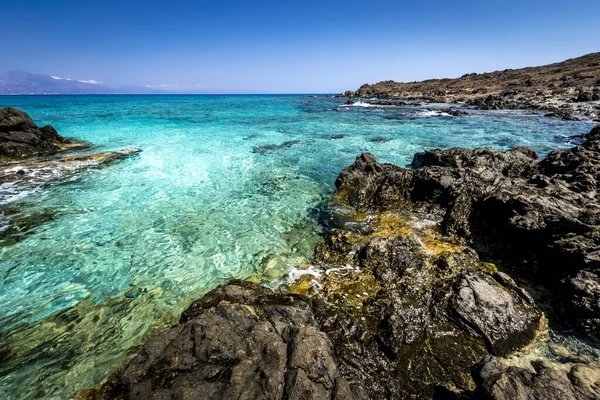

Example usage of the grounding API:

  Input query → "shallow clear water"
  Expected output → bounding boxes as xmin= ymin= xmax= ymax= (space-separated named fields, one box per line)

xmin=0 ymin=95 xmax=595 ymax=399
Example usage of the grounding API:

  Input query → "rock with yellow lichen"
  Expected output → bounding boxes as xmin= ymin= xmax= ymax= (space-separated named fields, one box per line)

xmin=303 ymin=210 xmax=542 ymax=398
xmin=333 ymin=126 xmax=600 ymax=344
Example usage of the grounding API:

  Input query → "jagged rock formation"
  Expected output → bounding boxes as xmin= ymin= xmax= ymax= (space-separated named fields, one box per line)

xmin=333 ymin=125 xmax=600 ymax=344
xmin=81 ymin=125 xmax=600 ymax=400
xmin=338 ymin=53 xmax=600 ymax=120
xmin=0 ymin=107 xmax=89 ymax=160
xmin=308 ymin=227 xmax=541 ymax=398
xmin=78 ymin=281 xmax=354 ymax=400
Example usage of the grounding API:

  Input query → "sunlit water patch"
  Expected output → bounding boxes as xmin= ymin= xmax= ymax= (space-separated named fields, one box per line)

xmin=0 ymin=95 xmax=595 ymax=398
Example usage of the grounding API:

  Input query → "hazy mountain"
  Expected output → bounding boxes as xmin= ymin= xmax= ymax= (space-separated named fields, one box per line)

xmin=0 ymin=71 xmax=167 ymax=95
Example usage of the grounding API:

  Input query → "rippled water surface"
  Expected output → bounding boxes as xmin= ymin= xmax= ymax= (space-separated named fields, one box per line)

xmin=0 ymin=95 xmax=595 ymax=398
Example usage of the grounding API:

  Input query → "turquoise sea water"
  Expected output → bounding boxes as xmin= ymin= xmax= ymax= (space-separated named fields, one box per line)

xmin=0 ymin=95 xmax=595 ymax=399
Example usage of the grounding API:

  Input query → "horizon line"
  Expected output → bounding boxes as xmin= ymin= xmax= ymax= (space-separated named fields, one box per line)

xmin=0 ymin=93 xmax=337 ymax=96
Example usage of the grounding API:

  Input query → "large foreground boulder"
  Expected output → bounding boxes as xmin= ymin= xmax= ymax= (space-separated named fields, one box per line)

xmin=81 ymin=281 xmax=354 ymax=400
xmin=308 ymin=225 xmax=541 ymax=398
xmin=0 ymin=107 xmax=88 ymax=160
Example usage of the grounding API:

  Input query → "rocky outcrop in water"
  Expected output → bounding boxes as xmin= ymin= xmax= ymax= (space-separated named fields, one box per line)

xmin=333 ymin=125 xmax=600 ymax=344
xmin=337 ymin=53 xmax=600 ymax=120
xmin=82 ymin=125 xmax=600 ymax=400
xmin=0 ymin=107 xmax=89 ymax=160
xmin=252 ymin=140 xmax=301 ymax=154
xmin=0 ymin=107 xmax=141 ymax=245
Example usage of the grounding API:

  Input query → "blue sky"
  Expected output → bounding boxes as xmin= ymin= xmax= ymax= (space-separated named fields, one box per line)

xmin=1 ymin=0 xmax=599 ymax=93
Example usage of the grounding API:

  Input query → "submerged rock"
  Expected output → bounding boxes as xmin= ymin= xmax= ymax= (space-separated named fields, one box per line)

xmin=446 ymin=108 xmax=470 ymax=116
xmin=252 ymin=140 xmax=301 ymax=154
xmin=370 ymin=136 xmax=390 ymax=143
xmin=0 ymin=148 xmax=141 ymax=243
xmin=0 ymin=148 xmax=142 ymax=186
xmin=0 ymin=107 xmax=89 ymax=160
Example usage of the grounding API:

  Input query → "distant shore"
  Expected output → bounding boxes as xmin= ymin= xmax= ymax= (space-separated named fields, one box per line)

xmin=338 ymin=52 xmax=600 ymax=121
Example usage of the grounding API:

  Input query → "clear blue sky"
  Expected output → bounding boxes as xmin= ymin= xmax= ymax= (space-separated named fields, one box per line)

xmin=1 ymin=0 xmax=599 ymax=93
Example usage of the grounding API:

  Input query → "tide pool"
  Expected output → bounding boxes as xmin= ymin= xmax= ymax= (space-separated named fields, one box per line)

xmin=0 ymin=95 xmax=594 ymax=399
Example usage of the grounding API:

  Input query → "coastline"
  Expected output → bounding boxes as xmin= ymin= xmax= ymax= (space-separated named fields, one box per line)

xmin=1 ymin=100 xmax=599 ymax=399
xmin=337 ymin=53 xmax=600 ymax=122
xmin=80 ymin=123 xmax=600 ymax=399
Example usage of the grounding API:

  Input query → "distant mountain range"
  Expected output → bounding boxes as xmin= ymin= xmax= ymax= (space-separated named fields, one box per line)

xmin=0 ymin=71 xmax=167 ymax=95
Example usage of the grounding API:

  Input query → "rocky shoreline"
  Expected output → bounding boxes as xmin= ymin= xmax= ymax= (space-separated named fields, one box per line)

xmin=79 ymin=124 xmax=600 ymax=399
xmin=0 ymin=107 xmax=140 ymax=240
xmin=337 ymin=53 xmax=600 ymax=121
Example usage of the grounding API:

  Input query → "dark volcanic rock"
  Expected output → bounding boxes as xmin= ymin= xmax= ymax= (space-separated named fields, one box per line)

xmin=450 ymin=272 xmax=540 ymax=356
xmin=473 ymin=356 xmax=600 ymax=400
xmin=0 ymin=107 xmax=88 ymax=160
xmin=446 ymin=108 xmax=470 ymax=116
xmin=545 ymin=111 xmax=581 ymax=121
xmin=84 ymin=281 xmax=354 ymax=400
xmin=366 ymin=100 xmax=413 ymax=106
xmin=85 ymin=237 xmax=542 ymax=400
xmin=332 ymin=125 xmax=600 ymax=343
xmin=576 ymin=91 xmax=594 ymax=102
xmin=310 ymin=229 xmax=540 ymax=398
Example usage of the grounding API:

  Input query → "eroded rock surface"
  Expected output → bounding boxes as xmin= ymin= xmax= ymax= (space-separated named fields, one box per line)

xmin=304 ymin=216 xmax=541 ymax=398
xmin=81 ymin=281 xmax=354 ymax=400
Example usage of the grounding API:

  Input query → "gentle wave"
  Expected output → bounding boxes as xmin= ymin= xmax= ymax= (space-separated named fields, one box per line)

xmin=411 ymin=110 xmax=449 ymax=117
